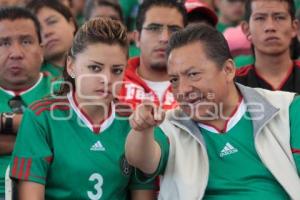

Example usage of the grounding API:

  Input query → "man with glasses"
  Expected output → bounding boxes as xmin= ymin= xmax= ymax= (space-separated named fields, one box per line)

xmin=215 ymin=0 xmax=245 ymax=32
xmin=0 ymin=7 xmax=58 ymax=198
xmin=119 ymin=0 xmax=187 ymax=111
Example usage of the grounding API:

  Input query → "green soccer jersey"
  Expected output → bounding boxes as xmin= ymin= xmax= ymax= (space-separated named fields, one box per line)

xmin=41 ymin=62 xmax=64 ymax=80
xmin=152 ymin=98 xmax=300 ymax=198
xmin=119 ymin=0 xmax=139 ymax=31
xmin=289 ymin=96 xmax=300 ymax=176
xmin=129 ymin=44 xmax=140 ymax=58
xmin=198 ymin=100 xmax=289 ymax=199
xmin=294 ymin=0 xmax=300 ymax=10
xmin=76 ymin=14 xmax=85 ymax=27
xmin=234 ymin=55 xmax=255 ymax=68
xmin=216 ymin=22 xmax=235 ymax=33
xmin=0 ymin=73 xmax=57 ymax=196
xmin=10 ymin=92 xmax=155 ymax=200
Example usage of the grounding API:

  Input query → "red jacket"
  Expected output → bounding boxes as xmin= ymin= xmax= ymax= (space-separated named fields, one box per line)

xmin=119 ymin=57 xmax=177 ymax=110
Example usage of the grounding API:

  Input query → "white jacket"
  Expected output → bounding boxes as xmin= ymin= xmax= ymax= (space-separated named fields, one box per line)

xmin=158 ymin=84 xmax=300 ymax=200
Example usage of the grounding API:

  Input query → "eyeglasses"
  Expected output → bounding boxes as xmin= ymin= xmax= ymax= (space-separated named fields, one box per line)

xmin=8 ymin=96 xmax=25 ymax=113
xmin=142 ymin=24 xmax=182 ymax=34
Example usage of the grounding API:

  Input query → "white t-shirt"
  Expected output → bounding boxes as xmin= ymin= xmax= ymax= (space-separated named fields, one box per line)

xmin=142 ymin=79 xmax=170 ymax=102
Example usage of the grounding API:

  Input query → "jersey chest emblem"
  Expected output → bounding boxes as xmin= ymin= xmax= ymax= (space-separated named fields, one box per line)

xmin=90 ymin=141 xmax=105 ymax=151
xmin=220 ymin=142 xmax=238 ymax=157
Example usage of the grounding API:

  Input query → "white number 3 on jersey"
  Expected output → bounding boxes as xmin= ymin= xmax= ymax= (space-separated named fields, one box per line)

xmin=87 ymin=173 xmax=103 ymax=200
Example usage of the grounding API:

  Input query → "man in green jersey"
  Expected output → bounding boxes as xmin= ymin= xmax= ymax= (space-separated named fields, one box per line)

xmin=0 ymin=7 xmax=57 ymax=198
xmin=125 ymin=24 xmax=300 ymax=199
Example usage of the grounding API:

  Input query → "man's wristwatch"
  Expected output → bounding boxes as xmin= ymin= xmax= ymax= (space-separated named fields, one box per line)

xmin=2 ymin=112 xmax=15 ymax=134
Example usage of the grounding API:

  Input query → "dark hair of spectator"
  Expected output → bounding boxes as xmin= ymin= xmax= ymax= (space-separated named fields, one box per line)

xmin=0 ymin=6 xmax=42 ymax=43
xmin=244 ymin=0 xmax=295 ymax=22
xmin=167 ymin=24 xmax=233 ymax=68
xmin=136 ymin=0 xmax=188 ymax=32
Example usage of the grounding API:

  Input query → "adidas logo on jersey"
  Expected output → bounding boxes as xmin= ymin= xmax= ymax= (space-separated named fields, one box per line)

xmin=90 ymin=141 xmax=105 ymax=151
xmin=220 ymin=142 xmax=238 ymax=157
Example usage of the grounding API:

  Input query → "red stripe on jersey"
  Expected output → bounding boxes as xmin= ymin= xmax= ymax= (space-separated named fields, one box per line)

xmin=29 ymin=99 xmax=46 ymax=109
xmin=43 ymin=71 xmax=50 ymax=77
xmin=24 ymin=159 xmax=32 ymax=180
xmin=35 ymin=105 xmax=70 ymax=115
xmin=235 ymin=65 xmax=254 ymax=76
xmin=277 ymin=64 xmax=294 ymax=90
xmin=220 ymin=95 xmax=243 ymax=133
xmin=294 ymin=60 xmax=300 ymax=69
xmin=72 ymin=92 xmax=112 ymax=134
xmin=11 ymin=157 xmax=19 ymax=177
xmin=292 ymin=148 xmax=300 ymax=154
xmin=50 ymin=77 xmax=60 ymax=83
xmin=155 ymin=176 xmax=160 ymax=195
xmin=30 ymin=99 xmax=68 ymax=110
xmin=18 ymin=158 xmax=25 ymax=179
xmin=45 ymin=156 xmax=53 ymax=164
xmin=31 ymin=175 xmax=46 ymax=180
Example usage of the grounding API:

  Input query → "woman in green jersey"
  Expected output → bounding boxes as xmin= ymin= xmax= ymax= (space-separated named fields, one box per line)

xmin=10 ymin=17 xmax=155 ymax=200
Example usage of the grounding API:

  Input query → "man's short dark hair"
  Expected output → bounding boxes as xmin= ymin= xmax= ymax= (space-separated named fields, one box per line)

xmin=244 ymin=0 xmax=296 ymax=22
xmin=167 ymin=24 xmax=232 ymax=68
xmin=0 ymin=6 xmax=42 ymax=43
xmin=136 ymin=0 xmax=188 ymax=32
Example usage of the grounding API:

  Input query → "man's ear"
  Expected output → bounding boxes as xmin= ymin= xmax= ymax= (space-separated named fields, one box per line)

xmin=292 ymin=19 xmax=299 ymax=40
xmin=223 ymin=59 xmax=236 ymax=82
xmin=241 ymin=21 xmax=252 ymax=42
